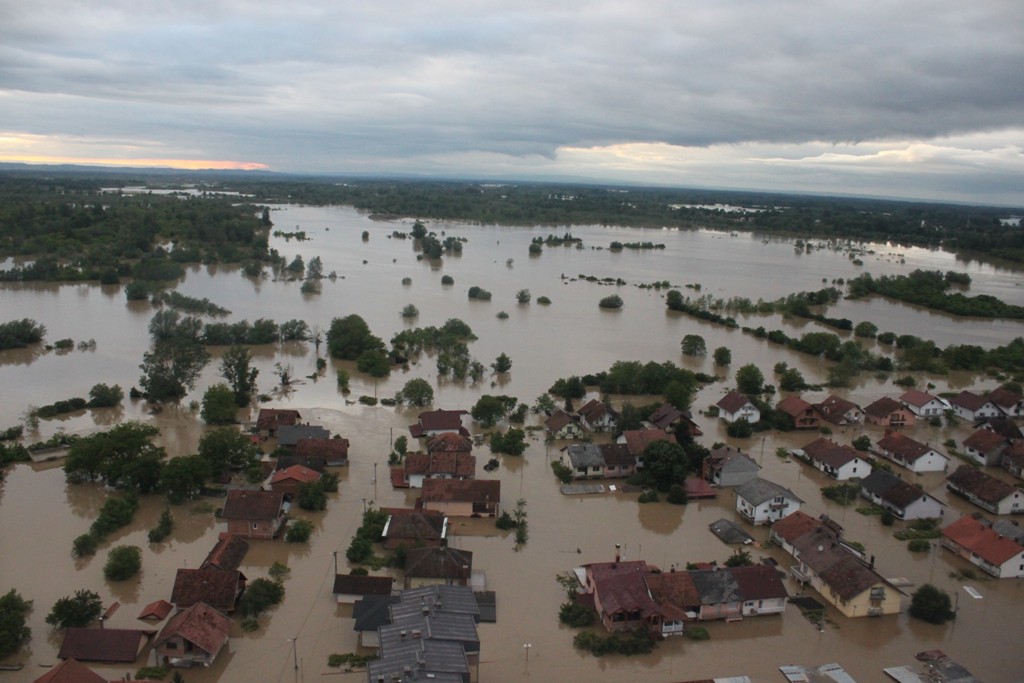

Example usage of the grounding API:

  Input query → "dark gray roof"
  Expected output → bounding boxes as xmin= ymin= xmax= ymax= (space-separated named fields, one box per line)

xmin=689 ymin=568 xmax=742 ymax=605
xmin=860 ymin=469 xmax=902 ymax=497
xmin=393 ymin=585 xmax=481 ymax=622
xmin=368 ymin=638 xmax=469 ymax=682
xmin=277 ymin=424 xmax=329 ymax=446
xmin=353 ymin=595 xmax=399 ymax=633
xmin=708 ymin=518 xmax=755 ymax=545
xmin=566 ymin=443 xmax=604 ymax=469
xmin=735 ymin=477 xmax=803 ymax=506
xmin=381 ymin=613 xmax=479 ymax=653
xmin=473 ymin=591 xmax=496 ymax=623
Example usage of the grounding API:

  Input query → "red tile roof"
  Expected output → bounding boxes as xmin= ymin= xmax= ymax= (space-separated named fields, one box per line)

xmin=137 ymin=599 xmax=173 ymax=621
xmin=294 ymin=437 xmax=349 ymax=460
xmin=776 ymin=395 xmax=814 ymax=418
xmin=963 ymin=428 xmax=1007 ymax=454
xmin=947 ymin=465 xmax=1018 ymax=504
xmin=201 ymin=533 xmax=250 ymax=571
xmin=32 ymin=658 xmax=108 ymax=683
xmin=427 ymin=432 xmax=473 ymax=453
xmin=256 ymin=408 xmax=301 ymax=432
xmin=270 ymin=464 xmax=322 ymax=486
xmin=154 ymin=602 xmax=232 ymax=657
xmin=899 ymin=389 xmax=940 ymax=408
xmin=415 ymin=409 xmax=468 ymax=432
xmin=987 ymin=387 xmax=1023 ymax=411
xmin=730 ymin=564 xmax=789 ymax=601
xmin=222 ymin=490 xmax=284 ymax=520
xmin=949 ymin=391 xmax=990 ymax=412
xmin=420 ymin=479 xmax=499 ymax=504
xmin=801 ymin=437 xmax=863 ymax=468
xmin=942 ymin=516 xmax=1024 ymax=566
xmin=877 ymin=432 xmax=938 ymax=464
xmin=544 ymin=409 xmax=577 ymax=432
xmin=171 ymin=568 xmax=244 ymax=612
xmin=645 ymin=571 xmax=701 ymax=609
xmin=770 ymin=511 xmax=823 ymax=544
xmin=814 ymin=395 xmax=861 ymax=424
xmin=621 ymin=429 xmax=671 ymax=456
xmin=864 ymin=397 xmax=906 ymax=419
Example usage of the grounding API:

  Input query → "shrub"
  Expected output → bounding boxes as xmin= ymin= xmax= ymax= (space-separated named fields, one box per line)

xmin=134 ymin=666 xmax=168 ymax=680
xmin=559 ymin=602 xmax=596 ymax=627
xmin=551 ymin=461 xmax=573 ymax=484
xmin=537 ymin=296 xmax=551 ymax=305
xmin=104 ymin=545 xmax=142 ymax=581
xmin=441 ymin=275 xmax=454 ymax=285
xmin=908 ymin=539 xmax=931 ymax=552
xmin=238 ymin=577 xmax=285 ymax=618
xmin=0 ymin=589 xmax=32 ymax=659
xmin=148 ymin=509 xmax=174 ymax=543
xmin=73 ymin=533 xmax=98 ymax=557
xmin=666 ymin=485 xmax=687 ymax=505
xmin=726 ymin=419 xmax=754 ymax=438
xmin=495 ymin=511 xmax=517 ymax=530
xmin=685 ymin=626 xmax=710 ymax=640
xmin=881 ymin=510 xmax=896 ymax=526
xmin=46 ymin=589 xmax=102 ymax=629
xmin=599 ymin=295 xmax=623 ymax=309
xmin=637 ymin=490 xmax=658 ymax=503
xmin=286 ymin=519 xmax=315 ymax=543
xmin=909 ymin=584 xmax=955 ymax=624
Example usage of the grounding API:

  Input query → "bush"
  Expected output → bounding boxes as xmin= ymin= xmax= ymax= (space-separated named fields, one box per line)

xmin=495 ymin=511 xmax=517 ymax=530
xmin=908 ymin=539 xmax=931 ymax=552
xmin=286 ymin=519 xmax=315 ymax=543
xmin=559 ymin=602 xmax=596 ymax=627
xmin=909 ymin=584 xmax=955 ymax=624
xmin=685 ymin=626 xmax=710 ymax=640
xmin=441 ymin=274 xmax=454 ymax=285
xmin=238 ymin=577 xmax=285 ymax=618
xmin=537 ymin=296 xmax=551 ymax=305
xmin=87 ymin=383 xmax=124 ymax=408
xmin=573 ymin=628 xmax=654 ymax=656
xmin=46 ymin=589 xmax=102 ymax=629
xmin=852 ymin=435 xmax=871 ymax=451
xmin=881 ymin=510 xmax=896 ymax=526
xmin=726 ymin=419 xmax=754 ymax=438
xmin=148 ymin=509 xmax=174 ymax=543
xmin=73 ymin=533 xmax=98 ymax=557
xmin=637 ymin=490 xmax=658 ymax=503
xmin=134 ymin=666 xmax=168 ymax=680
xmin=0 ymin=589 xmax=32 ymax=659
xmin=104 ymin=545 xmax=142 ymax=581
xmin=551 ymin=460 xmax=573 ymax=484
xmin=666 ymin=485 xmax=687 ymax=505
xmin=599 ymin=295 xmax=623 ymax=309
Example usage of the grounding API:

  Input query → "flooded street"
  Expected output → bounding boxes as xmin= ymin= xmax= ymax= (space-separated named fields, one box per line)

xmin=1 ymin=205 xmax=1023 ymax=682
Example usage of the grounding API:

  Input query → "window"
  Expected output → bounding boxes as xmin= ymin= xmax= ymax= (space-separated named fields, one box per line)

xmin=252 ymin=522 xmax=259 ymax=529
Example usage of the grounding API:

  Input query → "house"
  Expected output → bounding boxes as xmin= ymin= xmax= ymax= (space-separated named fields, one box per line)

xmin=293 ymin=436 xmax=350 ymax=466
xmin=268 ymin=464 xmax=322 ymax=497
xmin=200 ymin=533 xmax=250 ymax=572
xmin=771 ymin=514 xmax=902 ymax=617
xmin=409 ymin=409 xmax=469 ymax=438
xmin=863 ymin=397 xmax=915 ymax=428
xmin=566 ymin=443 xmax=607 ymax=480
xmin=137 ymin=599 xmax=174 ymax=621
xmin=1002 ymin=442 xmax=1024 ymax=480
xmin=775 ymin=395 xmax=820 ymax=429
xmin=420 ymin=479 xmax=500 ymax=517
xmin=735 ymin=478 xmax=803 ymax=525
xmin=403 ymin=451 xmax=476 ymax=488
xmin=859 ymin=470 xmax=946 ymax=521
xmin=382 ymin=509 xmax=447 ymax=549
xmin=221 ymin=489 xmax=287 ymax=539
xmin=982 ymin=416 xmax=1024 ymax=441
xmin=769 ymin=511 xmax=829 ymax=557
xmin=988 ymin=387 xmax=1024 ymax=418
xmin=273 ymin=454 xmax=327 ymax=473
xmin=544 ymin=409 xmax=582 ymax=439
xmin=58 ymin=628 xmax=151 ymax=663
xmin=171 ymin=568 xmax=246 ymax=613
xmin=946 ymin=465 xmax=1024 ymax=515
xmin=814 ymin=395 xmax=864 ymax=426
xmin=332 ymin=574 xmax=394 ymax=604
xmin=617 ymin=429 xmax=672 ymax=469
xmin=352 ymin=594 xmax=398 ymax=649
xmin=875 ymin=432 xmax=950 ymax=473
xmin=728 ymin=565 xmax=790 ymax=617
xmin=716 ymin=391 xmax=760 ymax=424
xmin=962 ymin=428 xmax=1010 ymax=467
xmin=646 ymin=403 xmax=701 ymax=436
xmin=580 ymin=560 xmax=668 ymax=636
xmin=255 ymin=408 xmax=300 ymax=437
xmin=32 ymin=658 xmax=108 ymax=683
xmin=941 ymin=515 xmax=1024 ymax=579
xmin=578 ymin=398 xmax=619 ymax=432
xmin=899 ymin=389 xmax=948 ymax=418
xmin=428 ymin=432 xmax=474 ymax=458
xmin=277 ymin=423 xmax=329 ymax=447
xmin=153 ymin=602 xmax=232 ymax=668
xmin=704 ymin=446 xmax=760 ymax=487
xmin=792 ymin=437 xmax=871 ymax=480
xmin=948 ymin=391 xmax=1002 ymax=422
xmin=599 ymin=443 xmax=638 ymax=478
xmin=403 ymin=546 xmax=473 ymax=588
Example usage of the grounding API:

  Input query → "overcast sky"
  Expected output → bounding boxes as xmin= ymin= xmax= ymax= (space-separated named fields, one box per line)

xmin=2 ymin=1 xmax=1023 ymax=205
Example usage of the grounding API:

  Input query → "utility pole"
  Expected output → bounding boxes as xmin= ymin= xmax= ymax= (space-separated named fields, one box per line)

xmin=291 ymin=637 xmax=298 ymax=670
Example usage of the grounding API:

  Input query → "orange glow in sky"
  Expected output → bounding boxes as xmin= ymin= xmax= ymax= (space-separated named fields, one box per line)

xmin=0 ymin=154 xmax=268 ymax=171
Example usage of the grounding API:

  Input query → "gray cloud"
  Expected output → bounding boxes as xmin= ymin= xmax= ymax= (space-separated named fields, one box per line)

xmin=1 ymin=1 xmax=1022 ymax=203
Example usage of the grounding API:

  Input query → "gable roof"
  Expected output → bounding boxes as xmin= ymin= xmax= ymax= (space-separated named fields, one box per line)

xmin=964 ymin=428 xmax=1008 ymax=454
xmin=900 ymin=389 xmax=942 ymax=408
xmin=585 ymin=561 xmax=663 ymax=619
xmin=947 ymin=465 xmax=1019 ymax=504
xmin=776 ymin=395 xmax=814 ymax=418
xmin=949 ymin=391 xmax=992 ymax=412
xmin=270 ymin=464 xmax=322 ymax=485
xmin=863 ymin=397 xmax=908 ymax=419
xmin=352 ymin=594 xmax=399 ymax=633
xmin=413 ymin=409 xmax=468 ymax=434
xmin=800 ymin=437 xmax=864 ymax=469
xmin=877 ymin=432 xmax=944 ymax=464
xmin=154 ymin=602 xmax=232 ymax=656
xmin=58 ymin=628 xmax=150 ymax=663
xmin=814 ymin=394 xmax=862 ymax=423
xmin=544 ymin=409 xmax=577 ymax=432
xmin=708 ymin=446 xmax=759 ymax=474
xmin=404 ymin=451 xmax=476 ymax=478
xmin=646 ymin=403 xmax=681 ymax=429
xmin=421 ymin=479 xmax=499 ymax=504
xmin=861 ymin=470 xmax=939 ymax=509
xmin=566 ymin=443 xmax=604 ymax=469
xmin=716 ymin=391 xmax=754 ymax=414
xmin=404 ymin=546 xmax=473 ymax=580
xmin=729 ymin=564 xmax=789 ymax=601
xmin=293 ymin=436 xmax=349 ymax=461
xmin=942 ymin=516 xmax=1024 ymax=566
xmin=1003 ymin=442 xmax=1024 ymax=470
xmin=32 ymin=658 xmax=108 ymax=683
xmin=384 ymin=512 xmax=447 ymax=544
xmin=201 ymin=533 xmax=250 ymax=571
xmin=277 ymin=424 xmax=329 ymax=446
xmin=771 ymin=511 xmax=826 ymax=544
xmin=735 ymin=478 xmax=803 ymax=506
xmin=987 ymin=387 xmax=1023 ymax=411
xmin=427 ymin=432 xmax=473 ymax=453
xmin=221 ymin=489 xmax=284 ymax=520
xmin=817 ymin=553 xmax=888 ymax=601
xmin=621 ymin=429 xmax=672 ymax=456
xmin=580 ymin=399 xmax=618 ymax=423
xmin=689 ymin=568 xmax=742 ymax=604
xmin=644 ymin=571 xmax=701 ymax=609
xmin=599 ymin=443 xmax=636 ymax=468
xmin=137 ymin=599 xmax=173 ymax=621
xmin=332 ymin=574 xmax=394 ymax=596
xmin=982 ymin=416 xmax=1024 ymax=440
xmin=171 ymin=568 xmax=244 ymax=611
xmin=256 ymin=408 xmax=300 ymax=432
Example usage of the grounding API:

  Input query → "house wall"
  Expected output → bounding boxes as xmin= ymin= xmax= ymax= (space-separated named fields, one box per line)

xmin=829 ymin=583 xmax=901 ymax=618
xmin=156 ymin=636 xmax=217 ymax=667
xmin=738 ymin=498 xmax=800 ymax=525
xmin=867 ymin=411 xmax=915 ymax=428
xmin=832 ymin=459 xmax=870 ymax=481
xmin=909 ymin=450 xmax=949 ymax=473
xmin=359 ymin=630 xmax=381 ymax=649
xmin=423 ymin=501 xmax=475 ymax=517
xmin=408 ymin=473 xmax=426 ymax=488
xmin=699 ymin=601 xmax=742 ymax=620
xmin=722 ymin=406 xmax=760 ymax=424
xmin=953 ymin=404 xmax=1001 ymax=422
xmin=896 ymin=495 xmax=945 ymax=521
xmin=602 ymin=464 xmax=635 ymax=478
xmin=226 ymin=518 xmax=279 ymax=539
xmin=742 ymin=597 xmax=786 ymax=616
xmin=966 ymin=446 xmax=1005 ymax=468
xmin=907 ymin=400 xmax=946 ymax=417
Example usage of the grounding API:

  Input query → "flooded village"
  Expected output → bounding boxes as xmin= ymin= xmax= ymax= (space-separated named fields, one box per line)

xmin=2 ymin=196 xmax=1024 ymax=683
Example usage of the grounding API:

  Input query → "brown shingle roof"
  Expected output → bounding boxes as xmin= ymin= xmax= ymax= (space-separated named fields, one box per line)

xmin=427 ymin=432 xmax=473 ymax=453
xmin=384 ymin=512 xmax=446 ymax=544
xmin=332 ymin=574 xmax=395 ymax=596
xmin=817 ymin=554 xmax=886 ymax=601
xmin=899 ymin=389 xmax=940 ymax=408
xmin=420 ymin=479 xmax=499 ymax=504
xmin=137 ymin=599 xmax=173 ymax=621
xmin=949 ymin=391 xmax=990 ymax=412
xmin=716 ymin=391 xmax=754 ymax=414
xmin=544 ymin=409 xmax=576 ymax=432
xmin=801 ymin=437 xmax=863 ymax=469
xmin=877 ymin=432 xmax=937 ymax=464
xmin=270 ymin=464 xmax=322 ymax=485
xmin=771 ymin=511 xmax=825 ymax=544
xmin=580 ymin=399 xmax=617 ymax=423
xmin=415 ymin=409 xmax=468 ymax=432
xmin=776 ymin=395 xmax=814 ymax=418
xmin=864 ymin=397 xmax=905 ymax=418
xmin=646 ymin=403 xmax=680 ymax=429
xmin=645 ymin=571 xmax=701 ymax=609
xmin=294 ymin=437 xmax=349 ymax=461
xmin=621 ymin=429 xmax=671 ymax=456
xmin=814 ymin=395 xmax=861 ymax=424
xmin=256 ymin=408 xmax=301 ymax=432
xmin=221 ymin=490 xmax=284 ymax=521
xmin=201 ymin=534 xmax=250 ymax=571
xmin=947 ymin=465 xmax=1018 ymax=504
xmin=154 ymin=602 xmax=232 ymax=657
xmin=404 ymin=547 xmax=473 ymax=580
xmin=58 ymin=628 xmax=150 ymax=663
xmin=730 ymin=564 xmax=789 ymax=601
xmin=404 ymin=452 xmax=476 ymax=478
xmin=987 ymin=387 xmax=1023 ymax=411
xmin=171 ymin=568 xmax=244 ymax=612
xmin=599 ymin=443 xmax=635 ymax=468
xmin=964 ymin=428 xmax=1007 ymax=454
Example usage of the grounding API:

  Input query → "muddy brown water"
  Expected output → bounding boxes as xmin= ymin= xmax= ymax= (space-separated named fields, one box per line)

xmin=1 ymin=206 xmax=1023 ymax=682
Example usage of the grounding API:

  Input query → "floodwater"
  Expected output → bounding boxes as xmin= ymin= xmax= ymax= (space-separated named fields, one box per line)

xmin=1 ymin=205 xmax=1023 ymax=683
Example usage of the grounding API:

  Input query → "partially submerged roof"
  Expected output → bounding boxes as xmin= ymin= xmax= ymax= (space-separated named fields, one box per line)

xmin=735 ymin=477 xmax=803 ymax=506
xmin=58 ymin=628 xmax=151 ymax=663
xmin=137 ymin=599 xmax=173 ymax=621
xmin=32 ymin=658 xmax=107 ymax=683
xmin=222 ymin=489 xmax=285 ymax=520
xmin=154 ymin=602 xmax=232 ymax=656
xmin=333 ymin=573 xmax=395 ymax=596
xmin=201 ymin=533 xmax=250 ymax=571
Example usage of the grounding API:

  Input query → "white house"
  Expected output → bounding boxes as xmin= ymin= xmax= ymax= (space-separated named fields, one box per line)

xmin=792 ymin=437 xmax=871 ymax=481
xmin=859 ymin=470 xmax=945 ymax=521
xmin=735 ymin=478 xmax=803 ymax=525
xmin=946 ymin=465 xmax=1024 ymax=515
xmin=963 ymin=428 xmax=1010 ymax=467
xmin=942 ymin=516 xmax=1024 ymax=579
xmin=899 ymin=389 xmax=948 ymax=417
xmin=716 ymin=391 xmax=760 ymax=424
xmin=948 ymin=391 xmax=1003 ymax=423
xmin=875 ymin=432 xmax=950 ymax=473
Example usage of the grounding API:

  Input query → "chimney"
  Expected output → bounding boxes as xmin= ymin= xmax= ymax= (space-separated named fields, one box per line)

xmin=615 ymin=543 xmax=621 ymax=563
xmin=400 ymin=630 xmax=407 ymax=639
xmin=870 ymin=555 xmax=875 ymax=569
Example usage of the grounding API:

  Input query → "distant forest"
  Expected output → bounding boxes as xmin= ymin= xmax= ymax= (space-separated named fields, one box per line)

xmin=0 ymin=170 xmax=1021 ymax=268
